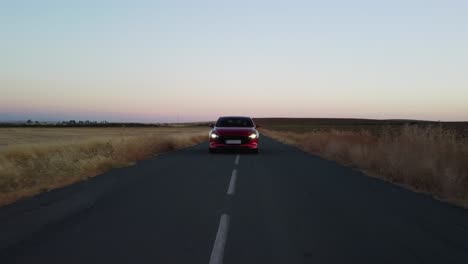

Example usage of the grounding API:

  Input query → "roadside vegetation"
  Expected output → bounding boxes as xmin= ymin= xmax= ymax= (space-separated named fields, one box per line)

xmin=0 ymin=127 xmax=207 ymax=206
xmin=260 ymin=123 xmax=468 ymax=208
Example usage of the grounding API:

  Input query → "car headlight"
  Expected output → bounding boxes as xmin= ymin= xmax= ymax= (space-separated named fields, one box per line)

xmin=249 ymin=133 xmax=259 ymax=139
xmin=210 ymin=133 xmax=219 ymax=139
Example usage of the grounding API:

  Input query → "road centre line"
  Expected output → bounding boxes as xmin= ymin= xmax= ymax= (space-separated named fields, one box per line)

xmin=227 ymin=169 xmax=237 ymax=195
xmin=209 ymin=214 xmax=230 ymax=264
xmin=209 ymin=157 xmax=239 ymax=264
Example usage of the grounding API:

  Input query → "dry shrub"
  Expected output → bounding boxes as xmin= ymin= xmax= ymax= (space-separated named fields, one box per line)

xmin=0 ymin=132 xmax=206 ymax=206
xmin=262 ymin=126 xmax=468 ymax=206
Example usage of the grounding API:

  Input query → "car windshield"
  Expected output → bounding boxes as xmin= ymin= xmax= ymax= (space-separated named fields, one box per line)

xmin=216 ymin=117 xmax=254 ymax=127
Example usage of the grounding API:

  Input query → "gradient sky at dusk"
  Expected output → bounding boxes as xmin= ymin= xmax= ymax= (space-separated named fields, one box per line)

xmin=1 ymin=0 xmax=468 ymax=122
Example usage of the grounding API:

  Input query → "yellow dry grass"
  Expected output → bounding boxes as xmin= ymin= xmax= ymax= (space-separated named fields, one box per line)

xmin=0 ymin=127 xmax=207 ymax=206
xmin=0 ymin=127 xmax=204 ymax=150
xmin=262 ymin=126 xmax=468 ymax=207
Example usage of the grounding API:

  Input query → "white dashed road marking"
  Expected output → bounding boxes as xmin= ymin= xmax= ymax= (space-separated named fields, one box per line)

xmin=227 ymin=169 xmax=237 ymax=195
xmin=209 ymin=214 xmax=230 ymax=264
xmin=209 ymin=155 xmax=241 ymax=264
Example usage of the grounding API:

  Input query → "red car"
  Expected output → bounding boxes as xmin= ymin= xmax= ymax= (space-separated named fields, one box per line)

xmin=209 ymin=116 xmax=259 ymax=153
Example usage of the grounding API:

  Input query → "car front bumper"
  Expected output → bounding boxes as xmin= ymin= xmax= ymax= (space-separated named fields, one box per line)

xmin=209 ymin=139 xmax=259 ymax=150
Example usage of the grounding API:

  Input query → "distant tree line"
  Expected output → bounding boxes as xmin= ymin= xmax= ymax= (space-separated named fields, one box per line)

xmin=0 ymin=120 xmax=212 ymax=128
xmin=0 ymin=120 xmax=162 ymax=128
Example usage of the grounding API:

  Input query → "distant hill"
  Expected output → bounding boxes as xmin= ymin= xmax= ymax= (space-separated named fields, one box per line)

xmin=253 ymin=117 xmax=468 ymax=136
xmin=253 ymin=117 xmax=438 ymax=127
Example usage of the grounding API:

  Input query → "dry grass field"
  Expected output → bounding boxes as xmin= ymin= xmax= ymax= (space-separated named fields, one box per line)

xmin=0 ymin=127 xmax=206 ymax=151
xmin=257 ymin=118 xmax=468 ymax=207
xmin=0 ymin=126 xmax=208 ymax=206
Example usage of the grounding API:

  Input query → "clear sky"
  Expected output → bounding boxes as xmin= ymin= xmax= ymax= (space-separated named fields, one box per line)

xmin=1 ymin=0 xmax=467 ymax=122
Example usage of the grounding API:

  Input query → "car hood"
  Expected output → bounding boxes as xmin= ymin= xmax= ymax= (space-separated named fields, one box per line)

xmin=214 ymin=127 xmax=256 ymax=136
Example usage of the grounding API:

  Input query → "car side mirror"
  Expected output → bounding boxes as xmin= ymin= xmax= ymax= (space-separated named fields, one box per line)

xmin=209 ymin=123 xmax=214 ymax=128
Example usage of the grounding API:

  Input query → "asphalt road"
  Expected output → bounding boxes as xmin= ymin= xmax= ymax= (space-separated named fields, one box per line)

xmin=1 ymin=136 xmax=468 ymax=263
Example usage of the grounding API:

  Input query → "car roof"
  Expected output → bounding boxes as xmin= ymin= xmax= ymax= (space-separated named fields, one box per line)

xmin=218 ymin=116 xmax=252 ymax=119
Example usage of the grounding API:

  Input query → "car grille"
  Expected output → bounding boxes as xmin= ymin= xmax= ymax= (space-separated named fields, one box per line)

xmin=219 ymin=136 xmax=250 ymax=144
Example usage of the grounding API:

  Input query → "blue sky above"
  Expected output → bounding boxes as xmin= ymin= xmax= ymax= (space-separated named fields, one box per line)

xmin=1 ymin=0 xmax=468 ymax=122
